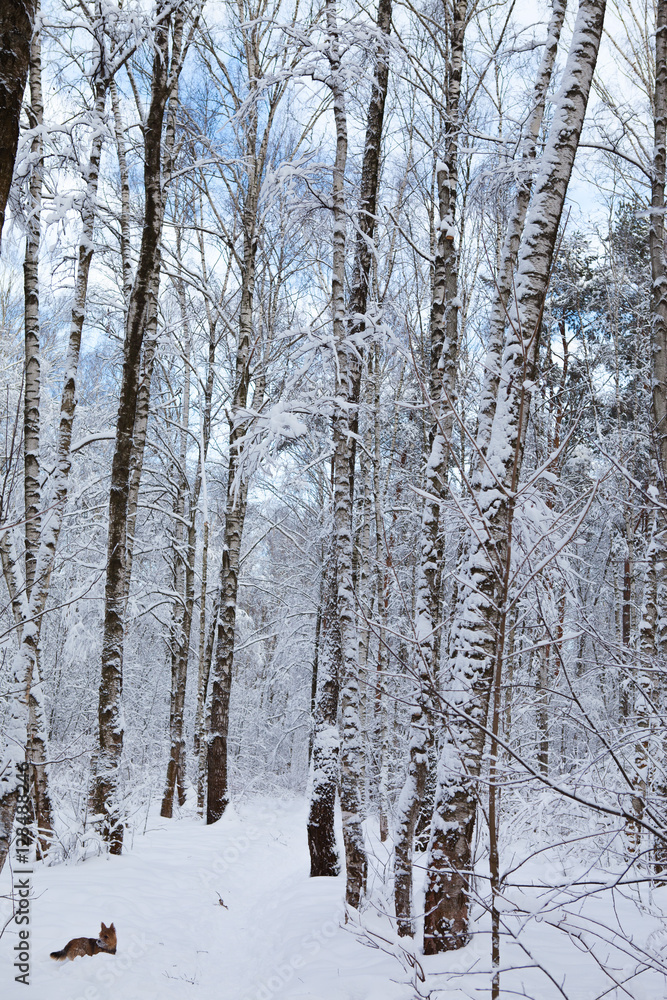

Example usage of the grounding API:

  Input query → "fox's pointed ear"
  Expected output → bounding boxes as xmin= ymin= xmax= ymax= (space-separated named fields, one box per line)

xmin=109 ymin=923 xmax=115 ymax=931
xmin=101 ymin=923 xmax=107 ymax=932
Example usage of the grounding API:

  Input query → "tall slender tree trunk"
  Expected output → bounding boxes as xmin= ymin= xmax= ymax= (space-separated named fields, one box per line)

xmin=94 ymin=9 xmax=175 ymax=852
xmin=206 ymin=216 xmax=256 ymax=823
xmin=306 ymin=0 xmax=392 ymax=890
xmin=206 ymin=482 xmax=248 ymax=823
xmin=423 ymin=0 xmax=606 ymax=953
xmin=110 ymin=78 xmax=133 ymax=305
xmin=323 ymin=0 xmax=369 ymax=909
xmin=23 ymin=12 xmax=41 ymax=602
xmin=205 ymin=14 xmax=283 ymax=824
xmin=0 ymin=65 xmax=108 ymax=874
xmin=307 ymin=539 xmax=342 ymax=876
xmin=194 ymin=316 xmax=215 ymax=813
xmin=21 ymin=8 xmax=53 ymax=854
xmin=123 ymin=286 xmax=159 ymax=611
xmin=648 ymin=0 xmax=667 ymax=870
xmin=394 ymin=0 xmax=466 ymax=937
xmin=161 ymin=322 xmax=191 ymax=817
xmin=476 ymin=0 xmax=567 ymax=465
xmin=309 ymin=575 xmax=324 ymax=765
xmin=628 ymin=545 xmax=654 ymax=856
xmin=162 ymin=251 xmax=208 ymax=817
xmin=371 ymin=347 xmax=391 ymax=842
xmin=346 ymin=0 xmax=392 ymax=423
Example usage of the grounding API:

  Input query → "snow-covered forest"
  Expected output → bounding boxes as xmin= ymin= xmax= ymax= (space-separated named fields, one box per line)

xmin=2 ymin=0 xmax=667 ymax=996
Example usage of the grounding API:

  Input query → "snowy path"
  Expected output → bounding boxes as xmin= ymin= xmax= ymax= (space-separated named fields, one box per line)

xmin=0 ymin=799 xmax=409 ymax=1000
xmin=3 ymin=798 xmax=667 ymax=999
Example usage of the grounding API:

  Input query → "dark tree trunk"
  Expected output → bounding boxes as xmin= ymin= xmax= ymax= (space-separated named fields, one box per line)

xmin=205 ymin=29 xmax=272 ymax=820
xmin=94 ymin=8 xmax=174 ymax=853
xmin=394 ymin=0 xmax=466 ymax=938
xmin=307 ymin=548 xmax=341 ymax=877
xmin=346 ymin=0 xmax=392 ymax=475
xmin=206 ymin=477 xmax=249 ymax=823
xmin=0 ymin=0 xmax=35 ymax=241
xmin=205 ymin=217 xmax=256 ymax=824
xmin=309 ymin=583 xmax=323 ymax=764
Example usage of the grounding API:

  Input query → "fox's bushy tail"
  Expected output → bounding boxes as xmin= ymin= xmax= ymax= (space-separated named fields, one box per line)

xmin=50 ymin=949 xmax=67 ymax=960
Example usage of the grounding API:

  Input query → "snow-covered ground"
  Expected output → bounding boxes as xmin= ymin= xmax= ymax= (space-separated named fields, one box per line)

xmin=0 ymin=799 xmax=410 ymax=1000
xmin=2 ymin=798 xmax=667 ymax=999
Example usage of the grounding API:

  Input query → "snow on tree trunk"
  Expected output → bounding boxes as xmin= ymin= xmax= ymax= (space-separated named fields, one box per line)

xmin=21 ymin=9 xmax=53 ymax=853
xmin=23 ymin=9 xmax=42 ymax=601
xmin=162 ymin=252 xmax=207 ymax=818
xmin=423 ymin=0 xmax=606 ymax=954
xmin=27 ymin=642 xmax=51 ymax=856
xmin=206 ymin=228 xmax=255 ymax=823
xmin=346 ymin=0 xmax=392 ymax=472
xmin=206 ymin=480 xmax=248 ymax=823
xmin=648 ymin=0 xmax=667 ymax=871
xmin=123 ymin=282 xmax=159 ymax=612
xmin=205 ymin=14 xmax=281 ymax=823
xmin=0 ymin=63 xmax=108 ymax=873
xmin=110 ymin=78 xmax=133 ymax=305
xmin=197 ymin=582 xmax=220 ymax=812
xmin=307 ymin=543 xmax=342 ymax=877
xmin=344 ymin=0 xmax=392 ymax=869
xmin=475 ymin=0 xmax=567 ymax=466
xmin=192 ymin=274 xmax=216 ymax=813
xmin=162 ymin=298 xmax=191 ymax=818
xmin=193 ymin=264 xmax=216 ymax=814
xmin=371 ymin=347 xmax=390 ymax=842
xmin=94 ymin=9 xmax=175 ymax=853
xmin=394 ymin=0 xmax=466 ymax=938
xmin=324 ymin=0 xmax=368 ymax=909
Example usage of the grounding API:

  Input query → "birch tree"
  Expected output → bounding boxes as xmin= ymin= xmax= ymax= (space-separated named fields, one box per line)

xmin=306 ymin=0 xmax=392 ymax=904
xmin=0 ymin=4 xmax=113 ymax=873
xmin=21 ymin=4 xmax=53 ymax=852
xmin=394 ymin=0 xmax=468 ymax=937
xmin=423 ymin=0 xmax=607 ymax=954
xmin=94 ymin=4 xmax=193 ymax=852
xmin=205 ymin=0 xmax=303 ymax=824
xmin=646 ymin=0 xmax=667 ymax=867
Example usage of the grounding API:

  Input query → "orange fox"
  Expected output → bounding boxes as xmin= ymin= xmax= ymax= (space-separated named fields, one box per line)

xmin=50 ymin=921 xmax=116 ymax=961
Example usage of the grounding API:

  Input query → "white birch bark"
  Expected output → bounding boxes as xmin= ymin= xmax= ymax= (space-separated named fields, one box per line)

xmin=424 ymin=0 xmax=606 ymax=953
xmin=0 ymin=70 xmax=109 ymax=873
xmin=110 ymin=78 xmax=133 ymax=306
xmin=20 ymin=7 xmax=53 ymax=853
xmin=476 ymin=0 xmax=567 ymax=466
xmin=322 ymin=0 xmax=368 ymax=908
xmin=23 ymin=7 xmax=42 ymax=600
xmin=371 ymin=347 xmax=390 ymax=842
